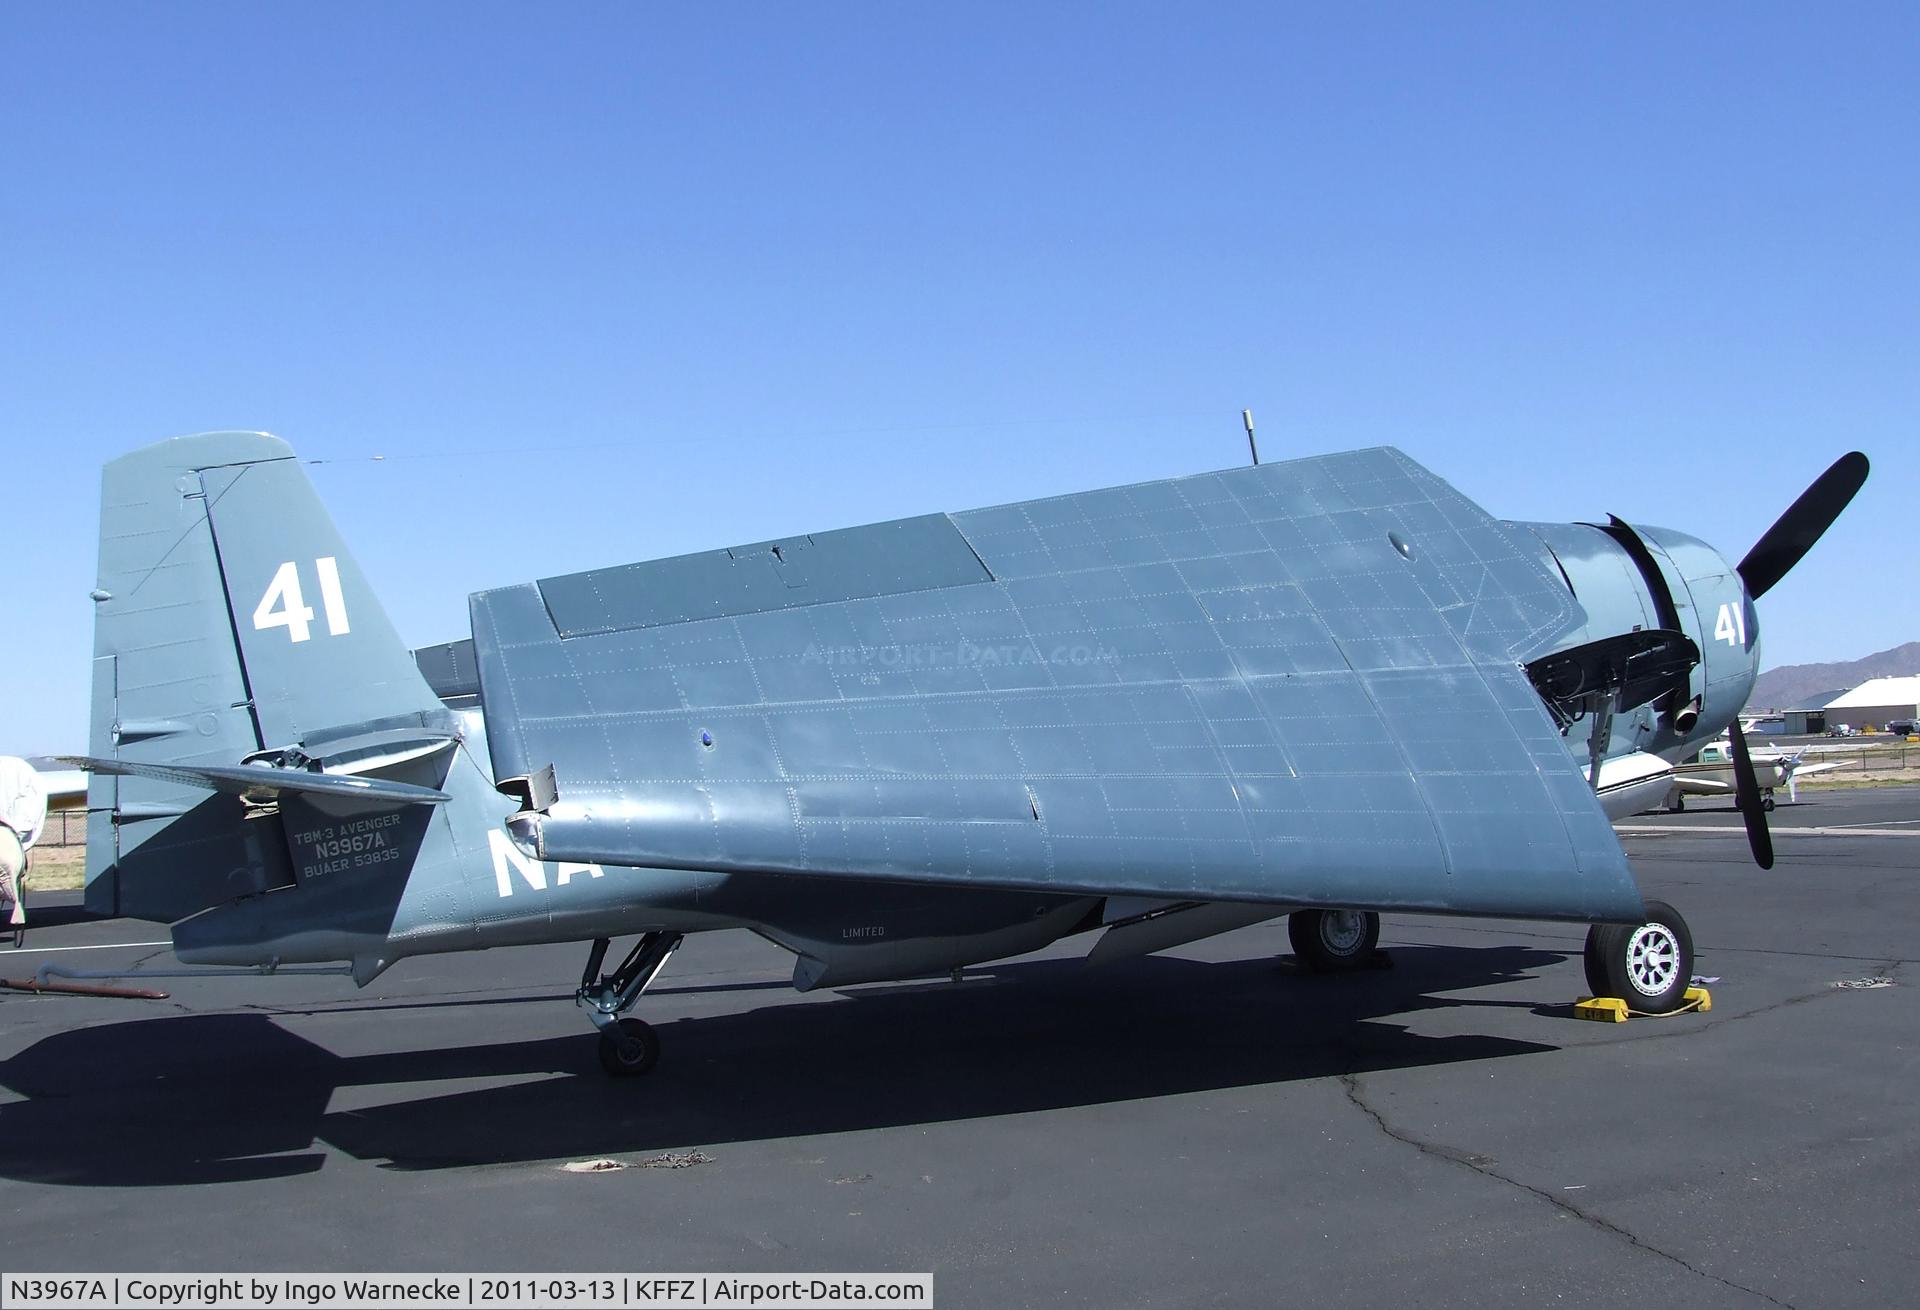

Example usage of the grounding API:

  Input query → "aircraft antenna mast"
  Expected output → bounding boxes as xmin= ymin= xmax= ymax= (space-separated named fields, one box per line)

xmin=1242 ymin=409 xmax=1260 ymax=465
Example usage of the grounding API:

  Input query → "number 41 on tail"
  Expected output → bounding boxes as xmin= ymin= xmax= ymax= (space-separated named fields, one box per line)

xmin=253 ymin=557 xmax=351 ymax=643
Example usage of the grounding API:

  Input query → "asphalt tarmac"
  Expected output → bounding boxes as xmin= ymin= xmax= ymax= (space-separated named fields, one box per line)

xmin=2 ymin=787 xmax=1915 ymax=1308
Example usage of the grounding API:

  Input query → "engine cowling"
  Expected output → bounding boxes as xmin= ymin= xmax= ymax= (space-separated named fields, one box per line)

xmin=1511 ymin=519 xmax=1756 ymax=763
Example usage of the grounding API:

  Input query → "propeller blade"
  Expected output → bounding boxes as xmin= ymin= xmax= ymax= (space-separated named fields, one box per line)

xmin=1737 ymin=452 xmax=1870 ymax=600
xmin=1728 ymin=720 xmax=1775 ymax=869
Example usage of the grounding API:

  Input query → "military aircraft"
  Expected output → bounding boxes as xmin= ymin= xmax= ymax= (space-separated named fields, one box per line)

xmin=62 ymin=433 xmax=1866 ymax=1074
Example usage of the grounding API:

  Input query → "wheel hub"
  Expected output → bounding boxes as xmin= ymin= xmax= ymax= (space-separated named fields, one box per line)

xmin=1321 ymin=910 xmax=1368 ymax=955
xmin=1624 ymin=923 xmax=1681 ymax=997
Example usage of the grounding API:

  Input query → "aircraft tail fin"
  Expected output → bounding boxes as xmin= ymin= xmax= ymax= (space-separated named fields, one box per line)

xmin=84 ymin=432 xmax=453 ymax=919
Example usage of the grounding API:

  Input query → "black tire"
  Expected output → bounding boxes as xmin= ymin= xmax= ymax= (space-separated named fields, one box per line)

xmin=597 ymin=1018 xmax=660 ymax=1076
xmin=1667 ymin=793 xmax=1685 ymax=813
xmin=1582 ymin=900 xmax=1694 ymax=1013
xmin=1582 ymin=928 xmax=1609 ymax=998
xmin=1762 ymin=795 xmax=1776 ymax=813
xmin=1288 ymin=909 xmax=1380 ymax=972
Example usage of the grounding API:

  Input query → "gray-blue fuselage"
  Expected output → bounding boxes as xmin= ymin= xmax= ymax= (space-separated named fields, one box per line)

xmin=170 ymin=708 xmax=1095 ymax=989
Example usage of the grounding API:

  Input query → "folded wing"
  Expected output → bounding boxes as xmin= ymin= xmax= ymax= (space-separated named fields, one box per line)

xmin=470 ymin=447 xmax=1644 ymax=922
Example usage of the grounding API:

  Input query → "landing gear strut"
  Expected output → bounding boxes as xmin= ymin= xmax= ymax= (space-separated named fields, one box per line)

xmin=578 ymin=932 xmax=682 ymax=1076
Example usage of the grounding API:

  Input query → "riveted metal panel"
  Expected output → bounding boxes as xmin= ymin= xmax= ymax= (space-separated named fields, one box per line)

xmin=472 ymin=447 xmax=1638 ymax=922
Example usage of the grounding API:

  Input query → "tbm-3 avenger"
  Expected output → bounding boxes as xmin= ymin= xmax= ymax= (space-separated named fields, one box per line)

xmin=63 ymin=433 xmax=1866 ymax=1074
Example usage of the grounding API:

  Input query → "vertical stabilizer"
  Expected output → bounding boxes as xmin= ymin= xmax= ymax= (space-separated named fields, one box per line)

xmin=86 ymin=432 xmax=447 ymax=918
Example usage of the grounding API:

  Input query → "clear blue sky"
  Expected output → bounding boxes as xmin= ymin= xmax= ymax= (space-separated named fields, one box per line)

xmin=3 ymin=3 xmax=1915 ymax=753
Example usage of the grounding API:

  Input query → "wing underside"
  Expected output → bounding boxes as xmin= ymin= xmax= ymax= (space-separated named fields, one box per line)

xmin=470 ymin=447 xmax=1645 ymax=922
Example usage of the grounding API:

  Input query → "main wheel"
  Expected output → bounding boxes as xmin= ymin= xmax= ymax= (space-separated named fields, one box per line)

xmin=1583 ymin=900 xmax=1694 ymax=1013
xmin=1289 ymin=909 xmax=1380 ymax=972
xmin=597 ymin=1017 xmax=661 ymax=1076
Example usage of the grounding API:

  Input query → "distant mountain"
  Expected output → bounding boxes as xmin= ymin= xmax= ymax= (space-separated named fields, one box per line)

xmin=1750 ymin=642 xmax=1920 ymax=711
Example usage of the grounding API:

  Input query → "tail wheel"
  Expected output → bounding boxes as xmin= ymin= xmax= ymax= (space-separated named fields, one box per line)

xmin=1288 ymin=909 xmax=1380 ymax=972
xmin=597 ymin=1017 xmax=661 ymax=1076
xmin=1583 ymin=900 xmax=1694 ymax=1012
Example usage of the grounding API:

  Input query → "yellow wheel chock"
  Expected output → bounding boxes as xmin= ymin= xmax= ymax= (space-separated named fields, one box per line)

xmin=1573 ymin=986 xmax=1712 ymax=1022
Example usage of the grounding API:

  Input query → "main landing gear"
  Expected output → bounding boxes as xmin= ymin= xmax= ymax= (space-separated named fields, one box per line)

xmin=578 ymin=932 xmax=683 ymax=1076
xmin=1288 ymin=908 xmax=1382 ymax=971
xmin=1583 ymin=900 xmax=1694 ymax=1013
xmin=1284 ymin=902 xmax=1700 ymax=1018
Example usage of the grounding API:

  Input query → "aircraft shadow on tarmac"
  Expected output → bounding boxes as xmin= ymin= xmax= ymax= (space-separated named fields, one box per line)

xmin=0 ymin=945 xmax=1566 ymax=1187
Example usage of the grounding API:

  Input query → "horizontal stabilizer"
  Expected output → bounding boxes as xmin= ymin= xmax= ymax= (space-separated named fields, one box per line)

xmin=59 ymin=756 xmax=450 ymax=810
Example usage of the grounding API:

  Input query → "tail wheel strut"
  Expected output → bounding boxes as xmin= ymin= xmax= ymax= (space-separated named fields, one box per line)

xmin=577 ymin=932 xmax=682 ymax=1077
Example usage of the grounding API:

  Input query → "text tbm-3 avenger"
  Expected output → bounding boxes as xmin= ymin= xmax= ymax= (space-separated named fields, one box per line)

xmin=66 ymin=433 xmax=1865 ymax=1073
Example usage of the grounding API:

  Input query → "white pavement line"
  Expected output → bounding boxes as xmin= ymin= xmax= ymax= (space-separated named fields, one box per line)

xmin=0 ymin=940 xmax=173 ymax=955
xmin=1615 ymin=824 xmax=1920 ymax=838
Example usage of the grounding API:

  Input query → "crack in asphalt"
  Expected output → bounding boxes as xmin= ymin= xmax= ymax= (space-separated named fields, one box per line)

xmin=1605 ymin=955 xmax=1903 ymax=1053
xmin=1337 ymin=1067 xmax=1795 ymax=1308
xmin=1327 ymin=956 xmax=1910 ymax=1305
xmin=242 ymin=985 xmax=571 ymax=1017
xmin=1703 ymin=945 xmax=1920 ymax=965
xmin=1607 ymin=978 xmax=1853 ymax=1051
xmin=1394 ymin=925 xmax=1920 ymax=967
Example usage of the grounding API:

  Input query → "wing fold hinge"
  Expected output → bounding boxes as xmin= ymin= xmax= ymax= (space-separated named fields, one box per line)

xmin=497 ymin=762 xmax=559 ymax=813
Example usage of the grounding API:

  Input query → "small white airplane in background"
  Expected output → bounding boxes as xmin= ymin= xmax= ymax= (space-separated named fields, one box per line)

xmin=0 ymin=757 xmax=85 ymax=850
xmin=1663 ymin=738 xmax=1844 ymax=811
